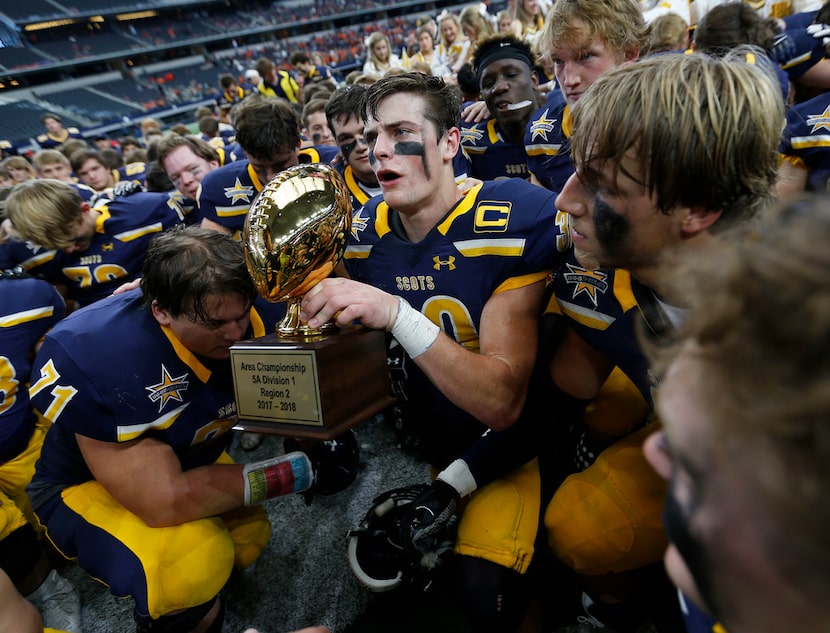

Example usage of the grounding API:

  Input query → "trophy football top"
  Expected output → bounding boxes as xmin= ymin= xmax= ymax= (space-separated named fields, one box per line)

xmin=244 ymin=162 xmax=352 ymax=304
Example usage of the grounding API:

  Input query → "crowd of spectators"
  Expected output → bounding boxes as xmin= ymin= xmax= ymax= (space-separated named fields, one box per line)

xmin=2 ymin=0 xmax=429 ymax=67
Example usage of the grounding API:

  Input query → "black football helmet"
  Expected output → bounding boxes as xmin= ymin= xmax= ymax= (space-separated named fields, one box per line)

xmin=284 ymin=429 xmax=360 ymax=496
xmin=347 ymin=484 xmax=457 ymax=592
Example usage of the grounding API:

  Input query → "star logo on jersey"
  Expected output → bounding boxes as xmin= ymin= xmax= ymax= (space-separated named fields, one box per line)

xmin=562 ymin=263 xmax=609 ymax=307
xmin=168 ymin=190 xmax=186 ymax=205
xmin=530 ymin=108 xmax=557 ymax=142
xmin=167 ymin=190 xmax=188 ymax=209
xmin=145 ymin=364 xmax=190 ymax=412
xmin=224 ymin=178 xmax=254 ymax=204
xmin=460 ymin=125 xmax=484 ymax=145
xmin=351 ymin=207 xmax=369 ymax=241
xmin=166 ymin=191 xmax=187 ymax=219
xmin=807 ymin=106 xmax=830 ymax=133
xmin=21 ymin=240 xmax=49 ymax=257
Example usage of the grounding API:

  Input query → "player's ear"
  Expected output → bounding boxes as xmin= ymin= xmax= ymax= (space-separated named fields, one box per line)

xmin=151 ymin=300 xmax=172 ymax=326
xmin=623 ymin=47 xmax=640 ymax=63
xmin=681 ymin=206 xmax=722 ymax=236
xmin=444 ymin=127 xmax=461 ymax=163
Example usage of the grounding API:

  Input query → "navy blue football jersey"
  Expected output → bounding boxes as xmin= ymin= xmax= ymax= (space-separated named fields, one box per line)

xmin=115 ymin=161 xmax=149 ymax=187
xmin=524 ymin=89 xmax=573 ymax=193
xmin=1 ymin=191 xmax=184 ymax=306
xmin=27 ymin=289 xmax=278 ymax=509
xmin=777 ymin=24 xmax=827 ymax=81
xmin=196 ymin=146 xmax=339 ymax=239
xmin=344 ymin=179 xmax=571 ymax=465
xmin=546 ymin=252 xmax=681 ymax=405
xmin=0 ymin=139 xmax=19 ymax=160
xmin=780 ymin=90 xmax=830 ymax=193
xmin=37 ymin=127 xmax=83 ymax=150
xmin=333 ymin=162 xmax=381 ymax=211
xmin=461 ymin=118 xmax=530 ymax=181
xmin=305 ymin=65 xmax=334 ymax=84
xmin=0 ymin=274 xmax=65 ymax=462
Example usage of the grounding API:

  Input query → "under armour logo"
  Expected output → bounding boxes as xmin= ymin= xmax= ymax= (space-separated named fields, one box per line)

xmin=433 ymin=256 xmax=456 ymax=270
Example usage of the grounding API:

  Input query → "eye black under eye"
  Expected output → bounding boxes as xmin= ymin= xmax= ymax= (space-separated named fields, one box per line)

xmin=340 ymin=139 xmax=358 ymax=157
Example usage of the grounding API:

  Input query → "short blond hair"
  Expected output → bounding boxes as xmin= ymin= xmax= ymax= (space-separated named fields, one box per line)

xmin=32 ymin=149 xmax=70 ymax=171
xmin=571 ymin=52 xmax=782 ymax=230
xmin=140 ymin=117 xmax=162 ymax=134
xmin=1 ymin=156 xmax=36 ymax=176
xmin=643 ymin=12 xmax=689 ymax=56
xmin=6 ymin=179 xmax=84 ymax=250
xmin=539 ymin=0 xmax=648 ymax=61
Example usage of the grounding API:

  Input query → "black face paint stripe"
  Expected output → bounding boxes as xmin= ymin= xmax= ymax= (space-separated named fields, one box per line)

xmin=340 ymin=140 xmax=358 ymax=161
xmin=394 ymin=141 xmax=425 ymax=157
xmin=367 ymin=141 xmax=429 ymax=176
xmin=593 ymin=195 xmax=629 ymax=258
xmin=395 ymin=141 xmax=428 ymax=178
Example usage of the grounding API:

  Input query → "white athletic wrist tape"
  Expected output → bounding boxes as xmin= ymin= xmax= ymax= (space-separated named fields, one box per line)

xmin=242 ymin=451 xmax=314 ymax=506
xmin=390 ymin=297 xmax=440 ymax=359
xmin=437 ymin=459 xmax=478 ymax=498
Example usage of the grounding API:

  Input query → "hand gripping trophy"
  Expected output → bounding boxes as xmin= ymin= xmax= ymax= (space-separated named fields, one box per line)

xmin=230 ymin=164 xmax=394 ymax=439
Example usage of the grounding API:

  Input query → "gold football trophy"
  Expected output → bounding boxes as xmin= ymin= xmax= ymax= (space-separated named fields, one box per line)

xmin=230 ymin=163 xmax=394 ymax=439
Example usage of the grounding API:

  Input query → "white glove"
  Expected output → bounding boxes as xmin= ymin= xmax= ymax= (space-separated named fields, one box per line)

xmin=807 ymin=23 xmax=830 ymax=46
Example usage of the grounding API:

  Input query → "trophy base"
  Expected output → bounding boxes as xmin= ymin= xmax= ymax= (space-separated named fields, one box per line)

xmin=230 ymin=325 xmax=395 ymax=440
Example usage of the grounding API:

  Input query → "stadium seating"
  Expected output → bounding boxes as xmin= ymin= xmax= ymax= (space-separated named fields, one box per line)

xmin=36 ymin=87 xmax=144 ymax=121
xmin=0 ymin=0 xmax=481 ymax=148
xmin=36 ymin=31 xmax=144 ymax=61
xmin=137 ymin=17 xmax=223 ymax=46
xmin=102 ymin=77 xmax=169 ymax=110
xmin=0 ymin=47 xmax=52 ymax=72
xmin=1 ymin=0 xmax=67 ymax=22
xmin=0 ymin=101 xmax=83 ymax=145
xmin=60 ymin=0 xmax=152 ymax=14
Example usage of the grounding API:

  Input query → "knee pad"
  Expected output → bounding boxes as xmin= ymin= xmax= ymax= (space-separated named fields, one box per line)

xmin=583 ymin=367 xmax=649 ymax=438
xmin=136 ymin=595 xmax=222 ymax=633
xmin=455 ymin=460 xmax=540 ymax=574
xmin=545 ymin=426 xmax=667 ymax=576
xmin=0 ymin=524 xmax=42 ymax=585
xmin=455 ymin=556 xmax=528 ymax=633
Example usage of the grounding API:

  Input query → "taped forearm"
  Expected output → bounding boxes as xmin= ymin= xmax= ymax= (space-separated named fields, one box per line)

xmin=242 ymin=452 xmax=314 ymax=506
xmin=390 ymin=297 xmax=440 ymax=358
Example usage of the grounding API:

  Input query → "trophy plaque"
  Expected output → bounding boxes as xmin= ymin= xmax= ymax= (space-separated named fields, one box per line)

xmin=230 ymin=163 xmax=394 ymax=440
